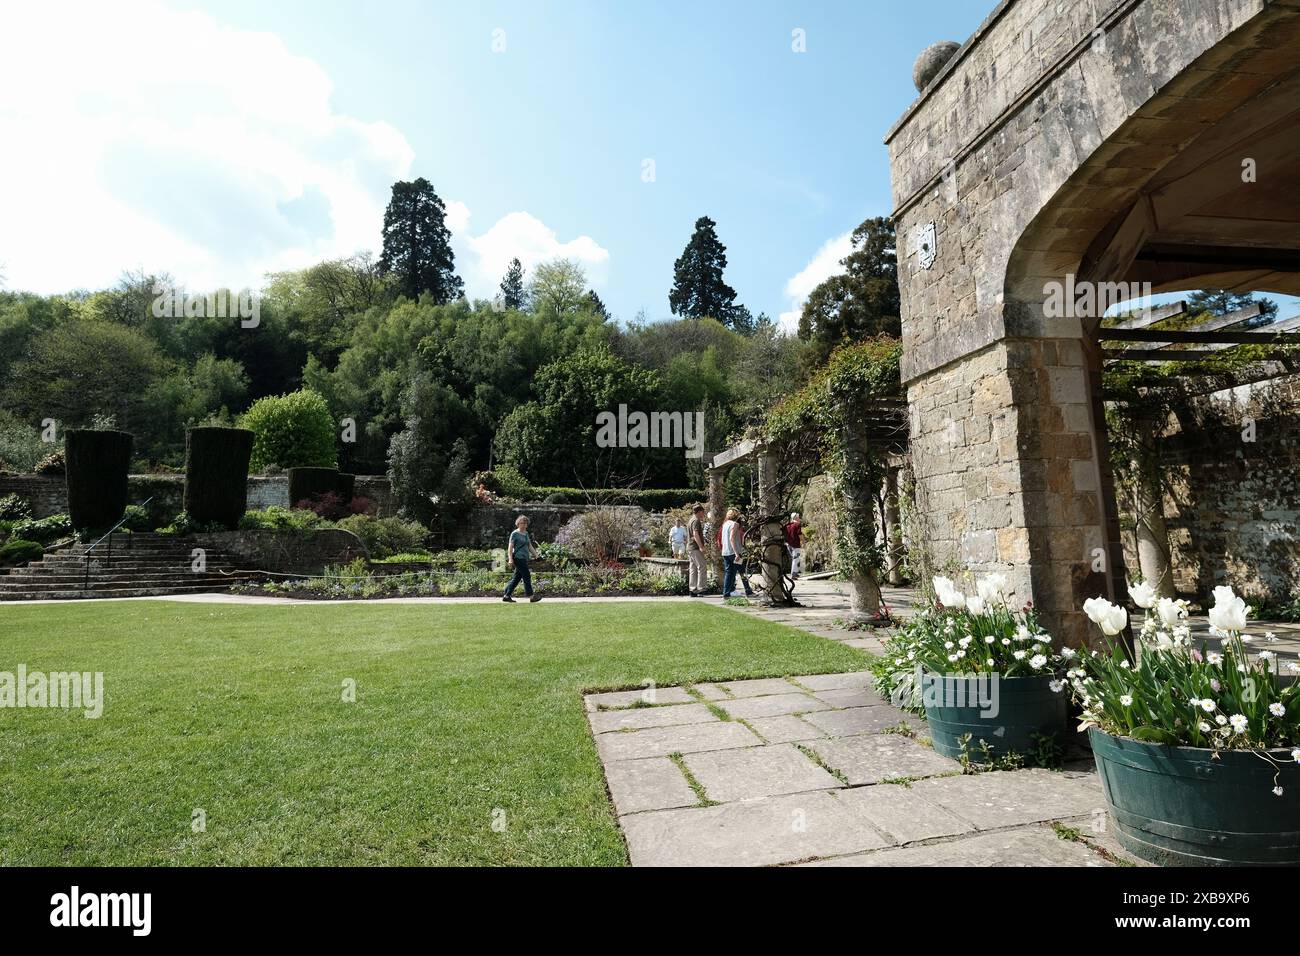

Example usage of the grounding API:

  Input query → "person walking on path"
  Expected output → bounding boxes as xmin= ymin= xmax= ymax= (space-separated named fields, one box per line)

xmin=720 ymin=508 xmax=753 ymax=599
xmin=686 ymin=505 xmax=709 ymax=596
xmin=785 ymin=512 xmax=803 ymax=578
xmin=669 ymin=518 xmax=687 ymax=559
xmin=503 ymin=515 xmax=542 ymax=602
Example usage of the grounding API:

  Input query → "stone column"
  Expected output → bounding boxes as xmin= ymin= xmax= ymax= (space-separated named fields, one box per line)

xmin=883 ymin=465 xmax=905 ymax=586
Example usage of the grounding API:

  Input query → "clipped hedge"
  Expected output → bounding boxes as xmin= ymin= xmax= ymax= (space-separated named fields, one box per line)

xmin=64 ymin=429 xmax=133 ymax=530
xmin=184 ymin=427 xmax=255 ymax=530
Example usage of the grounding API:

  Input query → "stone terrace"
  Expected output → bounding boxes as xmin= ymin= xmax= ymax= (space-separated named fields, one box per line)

xmin=587 ymin=669 xmax=1132 ymax=867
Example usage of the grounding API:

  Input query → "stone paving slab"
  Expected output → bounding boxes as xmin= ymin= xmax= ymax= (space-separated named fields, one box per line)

xmin=806 ymin=734 xmax=960 ymax=786
xmin=620 ymin=791 xmax=891 ymax=867
xmin=683 ymin=744 xmax=841 ymax=802
xmin=807 ymin=686 xmax=887 ymax=709
xmin=584 ymin=686 xmax=694 ymax=710
xmin=595 ymin=720 xmax=761 ymax=761
xmin=795 ymin=671 xmax=876 ymax=691
xmin=801 ymin=704 xmax=919 ymax=738
xmin=588 ymin=702 xmax=719 ymax=734
xmin=910 ymin=769 xmax=1105 ymax=829
xmin=689 ymin=683 xmax=730 ymax=701
xmin=796 ymin=825 xmax=1113 ymax=867
xmin=716 ymin=677 xmax=802 ymax=698
xmin=834 ymin=783 xmax=973 ymax=844
xmin=746 ymin=714 xmax=825 ymax=743
xmin=603 ymin=757 xmax=699 ymax=815
xmin=718 ymin=692 xmax=830 ymax=720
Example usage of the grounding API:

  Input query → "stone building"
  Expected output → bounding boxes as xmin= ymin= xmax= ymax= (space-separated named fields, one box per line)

xmin=887 ymin=0 xmax=1300 ymax=643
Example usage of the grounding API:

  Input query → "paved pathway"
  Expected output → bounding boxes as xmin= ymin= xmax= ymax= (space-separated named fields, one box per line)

xmin=587 ymin=672 xmax=1129 ymax=866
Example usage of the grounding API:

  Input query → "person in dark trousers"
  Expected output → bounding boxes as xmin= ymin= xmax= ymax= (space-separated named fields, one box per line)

xmin=720 ymin=508 xmax=753 ymax=599
xmin=503 ymin=514 xmax=542 ymax=602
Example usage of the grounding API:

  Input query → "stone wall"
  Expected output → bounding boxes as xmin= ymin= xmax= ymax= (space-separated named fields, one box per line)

xmin=195 ymin=528 xmax=368 ymax=575
xmin=1117 ymin=375 xmax=1300 ymax=603
xmin=0 ymin=475 xmax=65 ymax=518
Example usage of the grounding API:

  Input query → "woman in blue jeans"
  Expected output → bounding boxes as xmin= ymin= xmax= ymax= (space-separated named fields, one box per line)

xmin=503 ymin=514 xmax=542 ymax=602
xmin=720 ymin=508 xmax=753 ymax=599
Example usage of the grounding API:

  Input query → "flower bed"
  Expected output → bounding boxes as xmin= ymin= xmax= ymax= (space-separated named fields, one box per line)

xmin=232 ymin=561 xmax=687 ymax=600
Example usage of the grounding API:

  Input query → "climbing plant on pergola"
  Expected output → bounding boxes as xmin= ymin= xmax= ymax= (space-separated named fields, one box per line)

xmin=762 ymin=336 xmax=905 ymax=620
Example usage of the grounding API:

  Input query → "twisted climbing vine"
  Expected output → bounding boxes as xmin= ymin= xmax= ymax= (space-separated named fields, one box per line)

xmin=763 ymin=336 xmax=902 ymax=617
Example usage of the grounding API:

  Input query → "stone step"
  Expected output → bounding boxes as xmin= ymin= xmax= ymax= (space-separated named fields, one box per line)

xmin=0 ymin=575 xmax=255 ymax=592
xmin=0 ymin=573 xmax=254 ymax=587
xmin=23 ymin=556 xmax=243 ymax=570
xmin=0 ymin=584 xmax=242 ymax=602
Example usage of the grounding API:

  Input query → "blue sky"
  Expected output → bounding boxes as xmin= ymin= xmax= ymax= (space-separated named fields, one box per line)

xmin=0 ymin=0 xmax=992 ymax=326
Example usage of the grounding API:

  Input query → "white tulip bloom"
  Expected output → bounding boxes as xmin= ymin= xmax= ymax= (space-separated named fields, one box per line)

xmin=932 ymin=576 xmax=967 ymax=610
xmin=1128 ymin=581 xmax=1157 ymax=609
xmin=1155 ymin=597 xmax=1186 ymax=628
xmin=976 ymin=573 xmax=1009 ymax=605
xmin=1208 ymin=587 xmax=1251 ymax=634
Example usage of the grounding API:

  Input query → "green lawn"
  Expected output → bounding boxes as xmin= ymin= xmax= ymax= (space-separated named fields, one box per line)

xmin=0 ymin=600 xmax=865 ymax=865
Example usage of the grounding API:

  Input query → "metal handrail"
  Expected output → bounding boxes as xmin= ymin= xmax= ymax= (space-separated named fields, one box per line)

xmin=83 ymin=497 xmax=152 ymax=592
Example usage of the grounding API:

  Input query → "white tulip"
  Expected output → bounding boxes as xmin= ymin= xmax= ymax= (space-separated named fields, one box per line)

xmin=1155 ymin=597 xmax=1186 ymax=628
xmin=966 ymin=595 xmax=987 ymax=616
xmin=1128 ymin=581 xmax=1157 ymax=609
xmin=1208 ymin=588 xmax=1250 ymax=635
xmin=976 ymin=573 xmax=1009 ymax=605
xmin=932 ymin=576 xmax=966 ymax=611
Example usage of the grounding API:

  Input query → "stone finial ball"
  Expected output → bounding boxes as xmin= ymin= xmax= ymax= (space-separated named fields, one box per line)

xmin=912 ymin=41 xmax=960 ymax=92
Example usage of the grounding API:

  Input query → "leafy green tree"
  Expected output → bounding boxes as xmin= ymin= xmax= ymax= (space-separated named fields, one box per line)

xmin=669 ymin=216 xmax=740 ymax=326
xmin=798 ymin=217 xmax=900 ymax=359
xmin=7 ymin=320 xmax=169 ymax=435
xmin=493 ymin=347 xmax=684 ymax=485
xmin=499 ymin=258 xmax=527 ymax=311
xmin=386 ymin=371 xmax=475 ymax=521
xmin=378 ymin=178 xmax=463 ymax=303
xmin=240 ymin=389 xmax=337 ymax=471
xmin=528 ymin=259 xmax=588 ymax=317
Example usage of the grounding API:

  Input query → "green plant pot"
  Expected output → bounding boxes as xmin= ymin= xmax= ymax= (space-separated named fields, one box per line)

xmin=921 ymin=672 xmax=1067 ymax=761
xmin=1089 ymin=728 xmax=1300 ymax=866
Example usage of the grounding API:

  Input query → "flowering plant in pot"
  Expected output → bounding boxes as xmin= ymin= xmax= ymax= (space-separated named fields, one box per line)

xmin=873 ymin=573 xmax=1072 ymax=763
xmin=1074 ymin=583 xmax=1300 ymax=866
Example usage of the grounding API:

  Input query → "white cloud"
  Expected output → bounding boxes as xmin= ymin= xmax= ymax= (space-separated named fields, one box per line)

xmin=0 ymin=0 xmax=414 ymax=294
xmin=448 ymin=207 xmax=610 ymax=300
xmin=777 ymin=231 xmax=854 ymax=332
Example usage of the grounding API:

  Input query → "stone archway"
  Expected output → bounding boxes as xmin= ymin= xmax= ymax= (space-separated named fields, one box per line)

xmin=887 ymin=0 xmax=1300 ymax=645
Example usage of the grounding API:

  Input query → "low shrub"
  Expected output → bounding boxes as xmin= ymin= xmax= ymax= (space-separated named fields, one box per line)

xmin=10 ymin=514 xmax=73 ymax=545
xmin=237 ymin=506 xmax=323 ymax=532
xmin=554 ymin=508 xmax=648 ymax=562
xmin=156 ymin=511 xmax=227 ymax=536
xmin=295 ymin=491 xmax=350 ymax=521
xmin=0 ymin=494 xmax=32 ymax=521
xmin=335 ymin=514 xmax=428 ymax=558
xmin=0 ymin=539 xmax=44 ymax=566
xmin=120 ymin=504 xmax=153 ymax=532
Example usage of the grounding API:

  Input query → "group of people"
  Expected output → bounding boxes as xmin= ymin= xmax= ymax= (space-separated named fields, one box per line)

xmin=671 ymin=507 xmax=803 ymax=599
xmin=502 ymin=508 xmax=805 ymax=604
